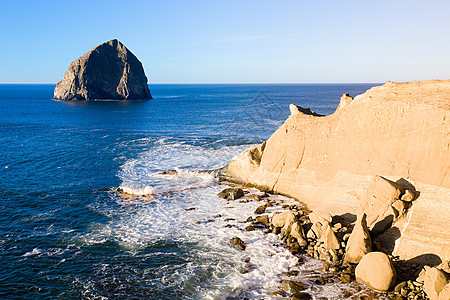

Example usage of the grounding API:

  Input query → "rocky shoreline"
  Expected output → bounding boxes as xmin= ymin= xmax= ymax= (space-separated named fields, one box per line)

xmin=217 ymin=180 xmax=450 ymax=300
xmin=222 ymin=79 xmax=450 ymax=299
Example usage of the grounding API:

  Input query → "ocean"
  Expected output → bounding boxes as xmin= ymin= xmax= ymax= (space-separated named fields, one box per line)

xmin=0 ymin=83 xmax=380 ymax=299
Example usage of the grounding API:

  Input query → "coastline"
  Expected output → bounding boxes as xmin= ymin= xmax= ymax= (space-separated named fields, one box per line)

xmin=223 ymin=79 xmax=450 ymax=299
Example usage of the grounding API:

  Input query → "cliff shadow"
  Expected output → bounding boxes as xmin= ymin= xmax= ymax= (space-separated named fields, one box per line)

xmin=394 ymin=253 xmax=443 ymax=282
xmin=372 ymin=226 xmax=401 ymax=254
xmin=333 ymin=213 xmax=357 ymax=227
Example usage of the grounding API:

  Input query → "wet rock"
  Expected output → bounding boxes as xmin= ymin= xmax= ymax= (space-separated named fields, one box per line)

xmin=284 ymin=270 xmax=300 ymax=277
xmin=218 ymin=188 xmax=245 ymax=200
xmin=243 ymin=224 xmax=255 ymax=231
xmin=255 ymin=215 xmax=269 ymax=225
xmin=244 ymin=194 xmax=262 ymax=202
xmin=340 ymin=274 xmax=352 ymax=283
xmin=343 ymin=213 xmax=372 ymax=264
xmin=355 ymin=252 xmax=396 ymax=292
xmin=271 ymin=289 xmax=287 ymax=297
xmin=290 ymin=292 xmax=313 ymax=300
xmin=281 ymin=280 xmax=307 ymax=294
xmin=254 ymin=203 xmax=268 ymax=214
xmin=314 ymin=277 xmax=325 ymax=285
xmin=230 ymin=237 xmax=246 ymax=250
xmin=239 ymin=263 xmax=254 ymax=274
xmin=160 ymin=169 xmax=178 ymax=175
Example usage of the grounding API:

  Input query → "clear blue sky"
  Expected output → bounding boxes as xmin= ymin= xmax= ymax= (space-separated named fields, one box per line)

xmin=1 ymin=0 xmax=449 ymax=83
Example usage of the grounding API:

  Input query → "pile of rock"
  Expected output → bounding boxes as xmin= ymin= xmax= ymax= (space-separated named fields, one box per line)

xmin=217 ymin=182 xmax=449 ymax=299
xmin=390 ymin=265 xmax=450 ymax=300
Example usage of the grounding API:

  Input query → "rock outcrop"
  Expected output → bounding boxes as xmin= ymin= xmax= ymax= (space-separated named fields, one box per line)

xmin=343 ymin=214 xmax=372 ymax=264
xmin=54 ymin=39 xmax=152 ymax=101
xmin=226 ymin=80 xmax=450 ymax=261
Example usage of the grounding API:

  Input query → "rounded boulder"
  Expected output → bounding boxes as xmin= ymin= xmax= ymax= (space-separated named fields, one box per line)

xmin=355 ymin=252 xmax=396 ymax=292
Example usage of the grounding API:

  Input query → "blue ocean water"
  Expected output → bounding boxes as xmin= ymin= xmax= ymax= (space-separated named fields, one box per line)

xmin=0 ymin=83 xmax=379 ymax=299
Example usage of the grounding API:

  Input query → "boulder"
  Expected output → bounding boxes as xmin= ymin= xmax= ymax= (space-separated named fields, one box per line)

xmin=290 ymin=222 xmax=308 ymax=246
xmin=344 ymin=214 xmax=372 ymax=264
xmin=281 ymin=280 xmax=307 ymax=294
xmin=306 ymin=211 xmax=332 ymax=240
xmin=290 ymin=292 xmax=313 ymax=300
xmin=271 ymin=210 xmax=296 ymax=228
xmin=218 ymin=188 xmax=245 ymax=200
xmin=255 ymin=215 xmax=269 ymax=225
xmin=322 ymin=223 xmax=340 ymax=250
xmin=309 ymin=211 xmax=332 ymax=225
xmin=401 ymin=189 xmax=416 ymax=202
xmin=355 ymin=252 xmax=396 ymax=292
xmin=361 ymin=175 xmax=405 ymax=234
xmin=423 ymin=267 xmax=449 ymax=300
xmin=54 ymin=39 xmax=152 ymax=101
xmin=254 ymin=203 xmax=268 ymax=214
xmin=230 ymin=237 xmax=246 ymax=250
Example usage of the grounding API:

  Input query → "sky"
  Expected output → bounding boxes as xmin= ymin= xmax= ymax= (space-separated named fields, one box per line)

xmin=0 ymin=0 xmax=449 ymax=83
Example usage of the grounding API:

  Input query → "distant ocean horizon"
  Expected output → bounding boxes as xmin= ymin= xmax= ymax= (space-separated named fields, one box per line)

xmin=0 ymin=83 xmax=382 ymax=299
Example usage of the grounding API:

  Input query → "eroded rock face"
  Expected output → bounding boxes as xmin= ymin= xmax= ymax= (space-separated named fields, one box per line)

xmin=226 ymin=80 xmax=450 ymax=261
xmin=54 ymin=39 xmax=152 ymax=101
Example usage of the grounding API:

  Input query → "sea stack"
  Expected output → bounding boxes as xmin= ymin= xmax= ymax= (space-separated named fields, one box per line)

xmin=54 ymin=39 xmax=152 ymax=101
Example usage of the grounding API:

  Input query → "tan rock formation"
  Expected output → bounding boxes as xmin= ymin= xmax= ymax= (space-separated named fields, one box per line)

xmin=355 ymin=252 xmax=396 ymax=292
xmin=423 ymin=267 xmax=449 ymax=300
xmin=226 ymin=80 xmax=450 ymax=261
xmin=343 ymin=213 xmax=372 ymax=264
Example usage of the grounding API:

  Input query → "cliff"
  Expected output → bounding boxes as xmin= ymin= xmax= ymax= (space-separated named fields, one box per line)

xmin=54 ymin=39 xmax=152 ymax=101
xmin=226 ymin=80 xmax=450 ymax=261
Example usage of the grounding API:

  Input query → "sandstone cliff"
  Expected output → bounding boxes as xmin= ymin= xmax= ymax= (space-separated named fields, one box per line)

xmin=226 ymin=80 xmax=450 ymax=261
xmin=54 ymin=39 xmax=152 ymax=101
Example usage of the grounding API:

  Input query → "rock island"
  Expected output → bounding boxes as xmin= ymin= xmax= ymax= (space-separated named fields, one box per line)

xmin=54 ymin=39 xmax=152 ymax=101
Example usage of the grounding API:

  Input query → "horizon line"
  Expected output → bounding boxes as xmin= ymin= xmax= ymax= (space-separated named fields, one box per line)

xmin=0 ymin=81 xmax=383 ymax=85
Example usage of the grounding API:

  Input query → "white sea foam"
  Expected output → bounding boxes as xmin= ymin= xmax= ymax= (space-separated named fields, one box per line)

xmin=76 ymin=138 xmax=387 ymax=299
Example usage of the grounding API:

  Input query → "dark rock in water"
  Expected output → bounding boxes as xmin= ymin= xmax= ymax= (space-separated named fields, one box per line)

xmin=290 ymin=292 xmax=313 ymax=300
xmin=281 ymin=280 xmax=307 ymax=295
xmin=255 ymin=215 xmax=269 ymax=225
xmin=54 ymin=39 xmax=152 ymax=101
xmin=340 ymin=273 xmax=352 ymax=283
xmin=254 ymin=203 xmax=268 ymax=215
xmin=160 ymin=170 xmax=178 ymax=175
xmin=243 ymin=224 xmax=255 ymax=231
xmin=217 ymin=188 xmax=245 ymax=200
xmin=230 ymin=237 xmax=246 ymax=250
